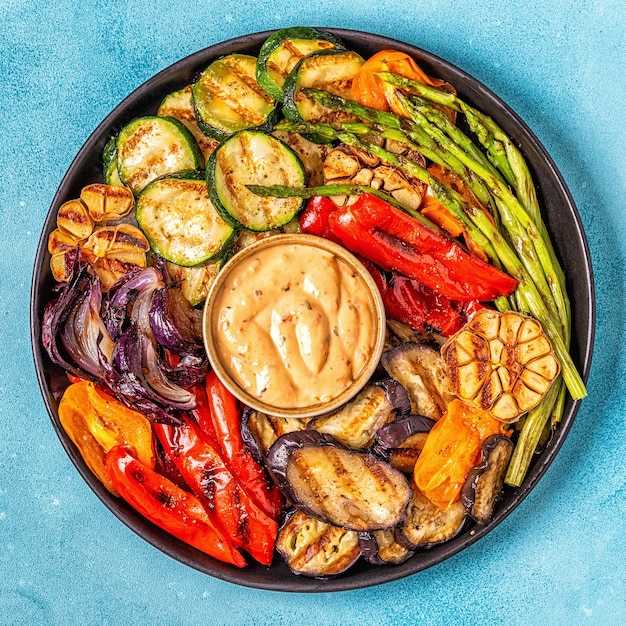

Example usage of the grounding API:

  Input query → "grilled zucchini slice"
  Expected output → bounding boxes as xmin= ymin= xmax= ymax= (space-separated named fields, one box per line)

xmin=136 ymin=175 xmax=234 ymax=266
xmin=192 ymin=54 xmax=277 ymax=141
xmin=282 ymin=49 xmax=364 ymax=123
xmin=116 ymin=116 xmax=203 ymax=195
xmin=164 ymin=259 xmax=225 ymax=306
xmin=158 ymin=85 xmax=220 ymax=161
xmin=102 ymin=136 xmax=124 ymax=187
xmin=207 ymin=130 xmax=305 ymax=231
xmin=256 ymin=27 xmax=343 ymax=101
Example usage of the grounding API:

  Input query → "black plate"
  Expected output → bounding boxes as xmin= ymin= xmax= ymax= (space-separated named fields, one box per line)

xmin=30 ymin=28 xmax=595 ymax=592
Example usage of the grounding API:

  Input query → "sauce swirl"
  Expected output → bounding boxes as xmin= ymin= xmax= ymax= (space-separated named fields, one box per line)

xmin=208 ymin=237 xmax=382 ymax=411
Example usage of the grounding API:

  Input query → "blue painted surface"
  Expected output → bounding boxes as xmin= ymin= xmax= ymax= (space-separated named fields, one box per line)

xmin=1 ymin=1 xmax=625 ymax=624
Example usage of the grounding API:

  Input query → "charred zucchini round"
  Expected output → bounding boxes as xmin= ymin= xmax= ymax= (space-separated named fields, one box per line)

xmin=192 ymin=54 xmax=278 ymax=141
xmin=116 ymin=116 xmax=203 ymax=195
xmin=136 ymin=175 xmax=234 ymax=267
xmin=207 ymin=130 xmax=305 ymax=231
xmin=282 ymin=49 xmax=364 ymax=124
xmin=256 ymin=27 xmax=344 ymax=101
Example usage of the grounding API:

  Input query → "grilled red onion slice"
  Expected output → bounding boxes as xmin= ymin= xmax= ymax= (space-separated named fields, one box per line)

xmin=149 ymin=287 xmax=204 ymax=355
xmin=102 ymin=267 xmax=163 ymax=340
xmin=42 ymin=256 xmax=113 ymax=380
xmin=60 ymin=270 xmax=114 ymax=377
xmin=160 ymin=353 xmax=207 ymax=388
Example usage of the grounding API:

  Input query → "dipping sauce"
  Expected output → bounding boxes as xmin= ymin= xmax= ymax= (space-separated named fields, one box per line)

xmin=205 ymin=235 xmax=385 ymax=415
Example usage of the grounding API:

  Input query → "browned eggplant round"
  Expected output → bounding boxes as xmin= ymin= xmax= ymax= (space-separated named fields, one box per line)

xmin=241 ymin=407 xmax=309 ymax=462
xmin=396 ymin=484 xmax=466 ymax=550
xmin=461 ymin=435 xmax=514 ymax=525
xmin=359 ymin=529 xmax=414 ymax=566
xmin=372 ymin=414 xmax=436 ymax=473
xmin=266 ymin=430 xmax=412 ymax=531
xmin=276 ymin=510 xmax=362 ymax=578
xmin=306 ymin=379 xmax=411 ymax=450
xmin=381 ymin=342 xmax=455 ymax=420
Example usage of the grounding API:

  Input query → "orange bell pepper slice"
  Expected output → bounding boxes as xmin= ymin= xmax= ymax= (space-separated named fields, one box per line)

xmin=413 ymin=399 xmax=509 ymax=510
xmin=351 ymin=50 xmax=447 ymax=114
xmin=58 ymin=381 xmax=156 ymax=493
xmin=420 ymin=164 xmax=498 ymax=262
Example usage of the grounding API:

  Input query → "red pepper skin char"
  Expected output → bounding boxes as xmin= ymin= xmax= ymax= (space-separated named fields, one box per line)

xmin=203 ymin=372 xmax=285 ymax=521
xmin=328 ymin=194 xmax=518 ymax=302
xmin=362 ymin=259 xmax=466 ymax=337
xmin=189 ymin=382 xmax=219 ymax=442
xmin=153 ymin=417 xmax=278 ymax=566
xmin=299 ymin=195 xmax=342 ymax=244
xmin=104 ymin=445 xmax=247 ymax=567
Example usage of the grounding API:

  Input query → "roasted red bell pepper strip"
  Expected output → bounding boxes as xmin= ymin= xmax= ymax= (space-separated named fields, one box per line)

xmin=362 ymin=258 xmax=467 ymax=336
xmin=104 ymin=445 xmax=246 ymax=567
xmin=189 ymin=382 xmax=218 ymax=442
xmin=328 ymin=194 xmax=518 ymax=301
xmin=299 ymin=195 xmax=342 ymax=244
xmin=153 ymin=417 xmax=277 ymax=566
xmin=153 ymin=435 xmax=190 ymax=491
xmin=203 ymin=372 xmax=284 ymax=521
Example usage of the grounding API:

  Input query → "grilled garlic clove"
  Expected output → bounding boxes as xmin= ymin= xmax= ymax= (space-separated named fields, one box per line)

xmin=80 ymin=183 xmax=134 ymax=222
xmin=442 ymin=309 xmax=560 ymax=422
xmin=57 ymin=199 xmax=94 ymax=240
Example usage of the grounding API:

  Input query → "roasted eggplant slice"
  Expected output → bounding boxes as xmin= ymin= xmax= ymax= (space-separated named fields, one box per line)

xmin=461 ymin=435 xmax=514 ymax=524
xmin=397 ymin=484 xmax=466 ymax=550
xmin=241 ymin=407 xmax=309 ymax=462
xmin=381 ymin=342 xmax=455 ymax=420
xmin=386 ymin=319 xmax=446 ymax=348
xmin=307 ymin=380 xmax=410 ymax=450
xmin=372 ymin=414 xmax=436 ymax=474
xmin=276 ymin=510 xmax=361 ymax=577
xmin=359 ymin=529 xmax=414 ymax=566
xmin=266 ymin=431 xmax=412 ymax=531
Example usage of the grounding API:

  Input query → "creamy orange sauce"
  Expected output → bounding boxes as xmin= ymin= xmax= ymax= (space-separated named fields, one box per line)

xmin=212 ymin=240 xmax=377 ymax=409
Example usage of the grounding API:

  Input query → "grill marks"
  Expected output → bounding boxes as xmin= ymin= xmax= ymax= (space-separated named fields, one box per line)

xmin=193 ymin=54 xmax=277 ymax=137
xmin=274 ymin=433 xmax=412 ymax=531
xmin=116 ymin=116 xmax=201 ymax=195
xmin=276 ymin=510 xmax=361 ymax=577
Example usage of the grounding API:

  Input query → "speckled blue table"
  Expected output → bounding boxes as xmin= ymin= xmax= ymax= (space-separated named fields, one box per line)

xmin=1 ymin=1 xmax=624 ymax=624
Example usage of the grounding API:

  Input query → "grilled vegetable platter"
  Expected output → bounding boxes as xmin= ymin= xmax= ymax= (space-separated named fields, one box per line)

xmin=31 ymin=28 xmax=594 ymax=591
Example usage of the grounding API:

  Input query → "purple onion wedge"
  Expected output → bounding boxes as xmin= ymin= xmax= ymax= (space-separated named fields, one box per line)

xmin=461 ymin=435 xmax=514 ymax=525
xmin=42 ymin=257 xmax=113 ymax=381
xmin=98 ymin=324 xmax=192 ymax=424
xmin=149 ymin=286 xmax=204 ymax=355
xmin=266 ymin=431 xmax=412 ymax=531
xmin=102 ymin=267 xmax=163 ymax=340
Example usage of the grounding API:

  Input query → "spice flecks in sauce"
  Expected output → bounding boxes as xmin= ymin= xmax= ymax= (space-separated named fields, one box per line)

xmin=212 ymin=241 xmax=377 ymax=409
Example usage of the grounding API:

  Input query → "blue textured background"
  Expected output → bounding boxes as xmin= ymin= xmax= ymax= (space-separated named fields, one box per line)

xmin=1 ymin=1 xmax=625 ymax=624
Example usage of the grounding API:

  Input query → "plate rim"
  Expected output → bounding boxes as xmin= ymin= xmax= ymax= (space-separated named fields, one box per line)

xmin=30 ymin=27 xmax=595 ymax=592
